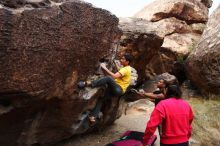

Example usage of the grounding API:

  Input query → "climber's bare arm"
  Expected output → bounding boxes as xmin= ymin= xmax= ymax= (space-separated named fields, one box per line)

xmin=101 ymin=63 xmax=122 ymax=79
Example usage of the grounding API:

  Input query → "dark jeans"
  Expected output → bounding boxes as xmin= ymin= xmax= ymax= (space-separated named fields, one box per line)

xmin=90 ymin=76 xmax=123 ymax=117
xmin=161 ymin=141 xmax=189 ymax=146
xmin=91 ymin=76 xmax=123 ymax=96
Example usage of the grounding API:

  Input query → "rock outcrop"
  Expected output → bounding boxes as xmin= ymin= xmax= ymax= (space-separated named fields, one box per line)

xmin=186 ymin=4 xmax=220 ymax=96
xmin=118 ymin=0 xmax=211 ymax=82
xmin=199 ymin=0 xmax=213 ymax=8
xmin=118 ymin=17 xmax=187 ymax=82
xmin=134 ymin=0 xmax=209 ymax=23
xmin=134 ymin=0 xmax=212 ymax=58
xmin=133 ymin=0 xmax=210 ymax=57
xmin=0 ymin=0 xmax=120 ymax=145
xmin=119 ymin=17 xmax=164 ymax=82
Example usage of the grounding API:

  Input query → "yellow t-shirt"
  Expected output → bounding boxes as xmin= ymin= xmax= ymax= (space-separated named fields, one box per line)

xmin=115 ymin=66 xmax=131 ymax=93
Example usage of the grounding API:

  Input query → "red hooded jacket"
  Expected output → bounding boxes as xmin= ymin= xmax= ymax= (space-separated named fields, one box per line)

xmin=143 ymin=97 xmax=194 ymax=145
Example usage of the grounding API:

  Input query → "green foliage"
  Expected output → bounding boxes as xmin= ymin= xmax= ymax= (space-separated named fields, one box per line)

xmin=177 ymin=56 xmax=186 ymax=64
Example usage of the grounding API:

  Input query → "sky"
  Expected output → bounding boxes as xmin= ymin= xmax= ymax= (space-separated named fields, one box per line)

xmin=84 ymin=0 xmax=220 ymax=17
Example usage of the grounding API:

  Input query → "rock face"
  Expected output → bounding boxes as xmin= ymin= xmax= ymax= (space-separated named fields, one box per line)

xmin=199 ymin=0 xmax=213 ymax=8
xmin=0 ymin=0 xmax=120 ymax=145
xmin=119 ymin=17 xmax=187 ymax=82
xmin=162 ymin=32 xmax=201 ymax=55
xmin=186 ymin=5 xmax=220 ymax=96
xmin=119 ymin=0 xmax=210 ymax=82
xmin=119 ymin=17 xmax=164 ymax=82
xmin=133 ymin=0 xmax=210 ymax=57
xmin=134 ymin=0 xmax=209 ymax=23
xmin=0 ymin=0 xmax=52 ymax=8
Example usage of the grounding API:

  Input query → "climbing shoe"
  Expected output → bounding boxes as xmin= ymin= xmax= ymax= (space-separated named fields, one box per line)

xmin=77 ymin=81 xmax=86 ymax=89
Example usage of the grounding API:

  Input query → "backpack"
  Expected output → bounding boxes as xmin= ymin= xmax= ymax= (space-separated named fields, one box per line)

xmin=106 ymin=130 xmax=157 ymax=146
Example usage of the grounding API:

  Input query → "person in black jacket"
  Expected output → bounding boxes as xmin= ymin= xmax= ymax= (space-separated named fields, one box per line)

xmin=136 ymin=79 xmax=168 ymax=105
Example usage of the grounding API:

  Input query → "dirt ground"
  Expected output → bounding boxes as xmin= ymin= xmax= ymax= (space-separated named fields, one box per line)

xmin=59 ymin=97 xmax=220 ymax=146
xmin=59 ymin=99 xmax=160 ymax=146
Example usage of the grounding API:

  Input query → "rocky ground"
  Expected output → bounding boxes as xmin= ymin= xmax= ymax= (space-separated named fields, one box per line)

xmin=58 ymin=99 xmax=159 ymax=146
xmin=59 ymin=96 xmax=220 ymax=146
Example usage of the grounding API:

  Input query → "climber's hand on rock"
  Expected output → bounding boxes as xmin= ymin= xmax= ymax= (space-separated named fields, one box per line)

xmin=139 ymin=89 xmax=145 ymax=94
xmin=100 ymin=63 xmax=107 ymax=70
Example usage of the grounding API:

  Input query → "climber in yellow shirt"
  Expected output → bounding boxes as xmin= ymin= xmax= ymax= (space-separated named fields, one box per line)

xmin=78 ymin=53 xmax=132 ymax=122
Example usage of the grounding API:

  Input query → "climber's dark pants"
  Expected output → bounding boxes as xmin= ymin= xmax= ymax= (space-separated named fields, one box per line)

xmin=91 ymin=76 xmax=123 ymax=96
xmin=90 ymin=76 xmax=123 ymax=117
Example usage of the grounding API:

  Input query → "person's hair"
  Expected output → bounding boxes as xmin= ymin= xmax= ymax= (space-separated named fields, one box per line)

xmin=156 ymin=77 xmax=169 ymax=88
xmin=123 ymin=53 xmax=132 ymax=64
xmin=161 ymin=79 xmax=169 ymax=87
xmin=166 ymin=84 xmax=182 ymax=99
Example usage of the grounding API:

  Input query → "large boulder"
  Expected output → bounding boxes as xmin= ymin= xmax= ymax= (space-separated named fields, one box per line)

xmin=0 ymin=0 xmax=121 ymax=145
xmin=162 ymin=32 xmax=201 ymax=56
xmin=118 ymin=17 xmax=198 ymax=83
xmin=145 ymin=17 xmax=202 ymax=57
xmin=118 ymin=0 xmax=210 ymax=82
xmin=186 ymin=4 xmax=220 ymax=96
xmin=199 ymin=0 xmax=213 ymax=8
xmin=118 ymin=17 xmax=164 ymax=82
xmin=0 ymin=0 xmax=52 ymax=8
xmin=133 ymin=0 xmax=209 ymax=58
xmin=134 ymin=0 xmax=209 ymax=23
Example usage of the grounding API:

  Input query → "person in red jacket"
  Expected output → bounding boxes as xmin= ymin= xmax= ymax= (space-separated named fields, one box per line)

xmin=142 ymin=85 xmax=194 ymax=146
